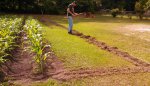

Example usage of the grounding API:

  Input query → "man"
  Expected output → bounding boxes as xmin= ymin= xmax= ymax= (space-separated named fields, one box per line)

xmin=67 ymin=1 xmax=79 ymax=34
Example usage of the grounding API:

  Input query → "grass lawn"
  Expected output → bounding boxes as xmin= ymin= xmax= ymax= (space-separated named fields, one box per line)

xmin=41 ymin=23 xmax=133 ymax=69
xmin=28 ymin=15 xmax=150 ymax=86
xmin=43 ymin=15 xmax=150 ymax=63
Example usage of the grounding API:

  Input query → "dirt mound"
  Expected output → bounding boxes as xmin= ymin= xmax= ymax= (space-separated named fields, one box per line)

xmin=4 ymin=50 xmax=33 ymax=80
xmin=83 ymin=34 xmax=150 ymax=67
xmin=44 ymin=45 xmax=65 ymax=74
xmin=51 ymin=67 xmax=150 ymax=81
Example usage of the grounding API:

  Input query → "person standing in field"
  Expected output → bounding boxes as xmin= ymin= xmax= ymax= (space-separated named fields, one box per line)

xmin=67 ymin=1 xmax=79 ymax=34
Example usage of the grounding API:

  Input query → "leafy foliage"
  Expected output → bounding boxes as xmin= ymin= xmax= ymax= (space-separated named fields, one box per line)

xmin=0 ymin=0 xmax=142 ymax=14
xmin=146 ymin=0 xmax=150 ymax=10
xmin=111 ymin=8 xmax=119 ymax=17
xmin=24 ymin=18 xmax=50 ymax=73
xmin=101 ymin=0 xmax=136 ymax=11
xmin=135 ymin=0 xmax=149 ymax=19
xmin=0 ymin=15 xmax=23 ymax=65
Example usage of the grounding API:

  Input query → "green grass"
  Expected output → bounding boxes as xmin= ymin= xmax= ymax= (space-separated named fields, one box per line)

xmin=29 ymin=15 xmax=150 ymax=86
xmin=43 ymin=15 xmax=150 ymax=62
xmin=42 ymin=25 xmax=133 ymax=69
xmin=78 ymin=73 xmax=150 ymax=86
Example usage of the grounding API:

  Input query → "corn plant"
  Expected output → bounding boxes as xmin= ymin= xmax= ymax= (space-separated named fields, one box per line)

xmin=24 ymin=18 xmax=50 ymax=74
xmin=0 ymin=15 xmax=23 ymax=65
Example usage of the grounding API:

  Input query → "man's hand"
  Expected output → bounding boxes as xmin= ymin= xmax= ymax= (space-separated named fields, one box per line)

xmin=74 ymin=13 xmax=83 ymax=16
xmin=79 ymin=13 xmax=83 ymax=15
xmin=74 ymin=13 xmax=79 ymax=16
xmin=72 ymin=14 xmax=76 ymax=17
xmin=72 ymin=13 xmax=83 ymax=17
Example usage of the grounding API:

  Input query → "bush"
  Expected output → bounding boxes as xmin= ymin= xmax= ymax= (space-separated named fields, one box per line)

xmin=134 ymin=0 xmax=150 ymax=20
xmin=111 ymin=8 xmax=119 ymax=18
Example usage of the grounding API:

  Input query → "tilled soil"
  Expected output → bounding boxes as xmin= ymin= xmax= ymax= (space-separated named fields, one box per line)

xmin=1 ymin=16 xmax=65 ymax=85
xmin=2 ymin=41 xmax=64 ymax=85
xmin=51 ymin=67 xmax=150 ymax=81
xmin=3 ymin=47 xmax=33 ymax=80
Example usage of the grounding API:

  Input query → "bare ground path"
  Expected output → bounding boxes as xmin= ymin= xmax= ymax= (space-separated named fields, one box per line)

xmin=51 ymin=67 xmax=150 ymax=81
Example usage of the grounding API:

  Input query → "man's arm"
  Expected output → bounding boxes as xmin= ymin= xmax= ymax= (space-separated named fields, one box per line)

xmin=72 ymin=8 xmax=79 ymax=15
xmin=67 ymin=8 xmax=76 ymax=16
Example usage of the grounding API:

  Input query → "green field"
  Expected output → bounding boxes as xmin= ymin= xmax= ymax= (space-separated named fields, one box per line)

xmin=1 ymin=14 xmax=150 ymax=86
xmin=29 ymin=15 xmax=150 ymax=86
xmin=42 ymin=15 xmax=150 ymax=62
xmin=32 ymin=14 xmax=150 ymax=86
xmin=43 ymin=25 xmax=133 ymax=69
xmin=1 ymin=0 xmax=150 ymax=85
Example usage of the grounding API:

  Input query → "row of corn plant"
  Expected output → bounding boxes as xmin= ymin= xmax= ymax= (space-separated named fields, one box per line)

xmin=0 ymin=15 xmax=23 ymax=66
xmin=24 ymin=18 xmax=50 ymax=74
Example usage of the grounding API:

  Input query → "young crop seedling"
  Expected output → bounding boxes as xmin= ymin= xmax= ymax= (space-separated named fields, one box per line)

xmin=24 ymin=18 xmax=51 ymax=74
xmin=0 ymin=16 xmax=23 ymax=65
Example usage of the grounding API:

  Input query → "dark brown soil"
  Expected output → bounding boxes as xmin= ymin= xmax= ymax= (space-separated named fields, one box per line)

xmin=43 ymin=44 xmax=65 ymax=75
xmin=3 ymin=47 xmax=33 ymax=80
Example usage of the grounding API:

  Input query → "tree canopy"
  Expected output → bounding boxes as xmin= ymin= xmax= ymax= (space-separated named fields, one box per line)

xmin=0 ymin=0 xmax=149 ymax=14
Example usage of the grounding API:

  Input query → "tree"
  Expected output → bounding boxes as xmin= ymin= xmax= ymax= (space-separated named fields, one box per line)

xmin=125 ymin=0 xmax=136 ymax=11
xmin=135 ymin=0 xmax=149 ymax=19
xmin=146 ymin=0 xmax=150 ymax=10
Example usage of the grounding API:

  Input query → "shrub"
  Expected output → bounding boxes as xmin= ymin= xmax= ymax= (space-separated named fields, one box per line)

xmin=111 ymin=8 xmax=119 ymax=18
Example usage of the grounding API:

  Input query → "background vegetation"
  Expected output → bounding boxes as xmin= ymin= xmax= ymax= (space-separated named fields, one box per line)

xmin=0 ymin=0 xmax=149 ymax=15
